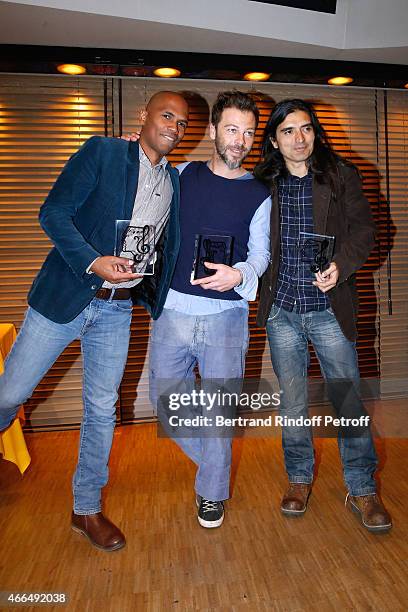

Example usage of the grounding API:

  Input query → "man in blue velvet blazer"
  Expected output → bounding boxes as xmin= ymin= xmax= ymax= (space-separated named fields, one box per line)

xmin=0 ymin=91 xmax=189 ymax=551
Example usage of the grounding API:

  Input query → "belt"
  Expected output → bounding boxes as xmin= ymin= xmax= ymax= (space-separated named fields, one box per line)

xmin=95 ymin=288 xmax=132 ymax=300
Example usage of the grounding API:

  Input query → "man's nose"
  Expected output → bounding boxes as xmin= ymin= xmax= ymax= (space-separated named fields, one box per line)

xmin=295 ymin=129 xmax=305 ymax=142
xmin=168 ymin=121 xmax=178 ymax=133
xmin=234 ymin=132 xmax=245 ymax=145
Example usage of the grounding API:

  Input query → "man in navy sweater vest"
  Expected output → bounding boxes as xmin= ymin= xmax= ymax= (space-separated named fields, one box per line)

xmin=149 ymin=91 xmax=271 ymax=528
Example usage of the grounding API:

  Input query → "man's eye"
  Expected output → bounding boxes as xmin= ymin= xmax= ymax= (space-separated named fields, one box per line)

xmin=227 ymin=128 xmax=237 ymax=133
xmin=245 ymin=131 xmax=255 ymax=137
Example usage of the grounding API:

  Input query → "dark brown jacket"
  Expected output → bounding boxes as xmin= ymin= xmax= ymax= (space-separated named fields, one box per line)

xmin=256 ymin=162 xmax=376 ymax=341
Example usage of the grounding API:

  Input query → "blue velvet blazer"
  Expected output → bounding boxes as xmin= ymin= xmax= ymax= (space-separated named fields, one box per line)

xmin=28 ymin=137 xmax=180 ymax=323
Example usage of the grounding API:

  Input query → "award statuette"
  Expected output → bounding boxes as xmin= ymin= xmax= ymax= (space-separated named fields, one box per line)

xmin=299 ymin=231 xmax=335 ymax=273
xmin=115 ymin=220 xmax=156 ymax=275
xmin=191 ymin=234 xmax=234 ymax=280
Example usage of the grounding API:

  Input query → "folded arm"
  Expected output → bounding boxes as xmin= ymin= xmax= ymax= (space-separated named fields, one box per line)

xmin=39 ymin=137 xmax=139 ymax=283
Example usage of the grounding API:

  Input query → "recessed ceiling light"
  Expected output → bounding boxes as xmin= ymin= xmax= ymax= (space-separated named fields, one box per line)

xmin=328 ymin=76 xmax=353 ymax=86
xmin=153 ymin=67 xmax=181 ymax=78
xmin=57 ymin=64 xmax=86 ymax=75
xmin=244 ymin=72 xmax=270 ymax=82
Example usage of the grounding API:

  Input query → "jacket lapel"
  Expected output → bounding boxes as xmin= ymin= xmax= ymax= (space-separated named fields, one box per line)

xmin=271 ymin=183 xmax=280 ymax=260
xmin=167 ymin=164 xmax=180 ymax=247
xmin=312 ymin=176 xmax=331 ymax=234
xmin=124 ymin=141 xmax=140 ymax=220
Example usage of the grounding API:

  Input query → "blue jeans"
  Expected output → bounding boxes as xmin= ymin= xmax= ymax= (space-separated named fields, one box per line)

xmin=266 ymin=304 xmax=377 ymax=496
xmin=0 ymin=298 xmax=132 ymax=514
xmin=149 ymin=307 xmax=249 ymax=501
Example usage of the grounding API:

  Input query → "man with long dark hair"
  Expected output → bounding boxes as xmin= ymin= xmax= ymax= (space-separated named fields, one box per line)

xmin=255 ymin=99 xmax=392 ymax=532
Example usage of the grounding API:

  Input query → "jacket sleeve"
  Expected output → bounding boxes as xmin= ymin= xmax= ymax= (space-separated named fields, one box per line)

xmin=38 ymin=136 xmax=103 ymax=279
xmin=332 ymin=164 xmax=377 ymax=284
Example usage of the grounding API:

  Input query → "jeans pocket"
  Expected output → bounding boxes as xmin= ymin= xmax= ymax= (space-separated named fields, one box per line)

xmin=267 ymin=304 xmax=281 ymax=322
xmin=327 ymin=307 xmax=336 ymax=316
xmin=112 ymin=299 xmax=133 ymax=313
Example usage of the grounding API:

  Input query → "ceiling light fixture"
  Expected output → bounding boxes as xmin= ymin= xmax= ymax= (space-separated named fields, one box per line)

xmin=57 ymin=64 xmax=86 ymax=75
xmin=153 ymin=67 xmax=181 ymax=78
xmin=243 ymin=72 xmax=270 ymax=81
xmin=328 ymin=76 xmax=353 ymax=86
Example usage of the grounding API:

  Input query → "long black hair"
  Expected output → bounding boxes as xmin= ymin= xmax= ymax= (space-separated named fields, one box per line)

xmin=254 ymin=99 xmax=349 ymax=188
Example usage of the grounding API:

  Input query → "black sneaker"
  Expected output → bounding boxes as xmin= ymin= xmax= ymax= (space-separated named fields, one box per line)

xmin=197 ymin=497 xmax=224 ymax=528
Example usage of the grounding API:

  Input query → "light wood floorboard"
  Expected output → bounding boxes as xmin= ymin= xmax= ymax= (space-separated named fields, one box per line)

xmin=1 ymin=403 xmax=407 ymax=611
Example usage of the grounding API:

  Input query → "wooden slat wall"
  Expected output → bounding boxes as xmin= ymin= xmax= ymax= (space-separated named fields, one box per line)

xmin=0 ymin=75 xmax=405 ymax=427
xmin=0 ymin=75 xmax=110 ymax=428
xmin=377 ymin=90 xmax=408 ymax=398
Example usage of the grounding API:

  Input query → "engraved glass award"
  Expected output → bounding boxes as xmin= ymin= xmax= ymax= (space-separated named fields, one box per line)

xmin=191 ymin=234 xmax=234 ymax=280
xmin=115 ymin=221 xmax=156 ymax=275
xmin=298 ymin=231 xmax=335 ymax=273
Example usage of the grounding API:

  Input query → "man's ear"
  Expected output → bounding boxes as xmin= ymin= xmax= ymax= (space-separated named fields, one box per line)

xmin=140 ymin=108 xmax=148 ymax=124
xmin=209 ymin=123 xmax=216 ymax=141
xmin=270 ymin=135 xmax=278 ymax=149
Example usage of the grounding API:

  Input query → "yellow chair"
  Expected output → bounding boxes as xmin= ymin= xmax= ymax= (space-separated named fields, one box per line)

xmin=0 ymin=323 xmax=31 ymax=474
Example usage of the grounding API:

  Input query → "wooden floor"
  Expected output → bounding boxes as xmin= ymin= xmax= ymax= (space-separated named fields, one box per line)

xmin=1 ymin=407 xmax=407 ymax=611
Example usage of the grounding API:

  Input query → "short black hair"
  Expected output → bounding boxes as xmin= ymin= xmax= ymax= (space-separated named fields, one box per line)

xmin=211 ymin=90 xmax=260 ymax=128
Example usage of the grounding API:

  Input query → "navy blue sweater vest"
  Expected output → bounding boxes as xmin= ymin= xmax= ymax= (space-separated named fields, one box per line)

xmin=170 ymin=161 xmax=269 ymax=300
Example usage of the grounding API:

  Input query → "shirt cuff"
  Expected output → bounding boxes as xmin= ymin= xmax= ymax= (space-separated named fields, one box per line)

xmin=233 ymin=262 xmax=258 ymax=301
xmin=86 ymin=257 xmax=100 ymax=274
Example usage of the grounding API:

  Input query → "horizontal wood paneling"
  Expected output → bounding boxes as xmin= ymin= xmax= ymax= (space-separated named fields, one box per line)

xmin=0 ymin=75 xmax=110 ymax=427
xmin=0 ymin=75 xmax=405 ymax=427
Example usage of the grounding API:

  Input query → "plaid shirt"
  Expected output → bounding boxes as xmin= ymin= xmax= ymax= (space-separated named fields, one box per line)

xmin=274 ymin=172 xmax=329 ymax=313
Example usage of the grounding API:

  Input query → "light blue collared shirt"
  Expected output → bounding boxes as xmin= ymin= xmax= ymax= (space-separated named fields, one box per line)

xmin=164 ymin=162 xmax=271 ymax=315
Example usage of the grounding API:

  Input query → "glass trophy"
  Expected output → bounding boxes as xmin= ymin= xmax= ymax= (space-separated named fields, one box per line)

xmin=298 ymin=231 xmax=335 ymax=273
xmin=191 ymin=234 xmax=234 ymax=280
xmin=115 ymin=221 xmax=156 ymax=275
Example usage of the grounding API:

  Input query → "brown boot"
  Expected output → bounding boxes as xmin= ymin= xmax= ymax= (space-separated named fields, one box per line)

xmin=347 ymin=494 xmax=392 ymax=532
xmin=281 ymin=483 xmax=312 ymax=516
xmin=71 ymin=512 xmax=126 ymax=551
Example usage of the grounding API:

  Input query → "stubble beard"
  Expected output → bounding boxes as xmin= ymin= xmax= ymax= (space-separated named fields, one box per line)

xmin=215 ymin=137 xmax=249 ymax=170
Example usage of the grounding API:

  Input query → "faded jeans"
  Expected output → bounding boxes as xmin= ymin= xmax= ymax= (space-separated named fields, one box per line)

xmin=266 ymin=304 xmax=377 ymax=496
xmin=149 ymin=307 xmax=249 ymax=501
xmin=0 ymin=299 xmax=132 ymax=513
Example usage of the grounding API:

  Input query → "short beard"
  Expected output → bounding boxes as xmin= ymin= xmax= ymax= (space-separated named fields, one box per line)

xmin=215 ymin=140 xmax=248 ymax=170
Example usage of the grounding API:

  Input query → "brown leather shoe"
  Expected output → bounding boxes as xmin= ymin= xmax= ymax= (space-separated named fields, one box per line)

xmin=347 ymin=494 xmax=392 ymax=532
xmin=281 ymin=483 xmax=312 ymax=516
xmin=71 ymin=512 xmax=126 ymax=551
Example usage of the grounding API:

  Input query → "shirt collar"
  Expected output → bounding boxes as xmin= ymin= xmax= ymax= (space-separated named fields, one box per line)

xmin=139 ymin=144 xmax=168 ymax=170
xmin=281 ymin=170 xmax=312 ymax=185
